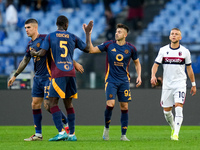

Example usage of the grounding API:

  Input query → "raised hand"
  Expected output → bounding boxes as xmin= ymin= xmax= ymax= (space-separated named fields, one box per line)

xmin=83 ymin=20 xmax=93 ymax=34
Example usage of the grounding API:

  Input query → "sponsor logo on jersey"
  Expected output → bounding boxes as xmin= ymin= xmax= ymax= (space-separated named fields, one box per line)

xmin=111 ymin=48 xmax=116 ymax=52
xmin=124 ymin=49 xmax=129 ymax=54
xmin=37 ymin=43 xmax=40 ymax=47
xmin=162 ymin=57 xmax=185 ymax=64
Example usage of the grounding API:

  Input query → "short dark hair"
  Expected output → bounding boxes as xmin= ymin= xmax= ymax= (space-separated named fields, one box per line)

xmin=56 ymin=15 xmax=68 ymax=27
xmin=171 ymin=28 xmax=181 ymax=32
xmin=116 ymin=23 xmax=129 ymax=33
xmin=25 ymin=18 xmax=38 ymax=24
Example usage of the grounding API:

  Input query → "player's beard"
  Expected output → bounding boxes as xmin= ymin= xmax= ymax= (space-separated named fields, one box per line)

xmin=115 ymin=36 xmax=123 ymax=41
xmin=171 ymin=40 xmax=179 ymax=44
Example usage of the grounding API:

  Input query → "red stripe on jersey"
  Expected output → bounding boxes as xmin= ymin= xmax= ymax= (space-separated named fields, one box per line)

xmin=50 ymin=59 xmax=75 ymax=78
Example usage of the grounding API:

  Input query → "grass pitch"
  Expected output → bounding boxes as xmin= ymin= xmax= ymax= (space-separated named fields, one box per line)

xmin=0 ymin=126 xmax=200 ymax=150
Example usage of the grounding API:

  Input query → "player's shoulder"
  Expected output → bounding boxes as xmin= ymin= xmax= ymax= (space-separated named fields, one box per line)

xmin=39 ymin=34 xmax=47 ymax=40
xmin=179 ymin=44 xmax=189 ymax=52
xmin=126 ymin=42 xmax=137 ymax=51
xmin=159 ymin=44 xmax=170 ymax=53
xmin=160 ymin=44 xmax=169 ymax=50
xmin=104 ymin=40 xmax=116 ymax=46
xmin=104 ymin=40 xmax=115 ymax=44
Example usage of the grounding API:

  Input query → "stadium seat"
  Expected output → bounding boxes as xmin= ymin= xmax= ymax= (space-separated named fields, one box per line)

xmin=12 ymin=45 xmax=26 ymax=53
xmin=3 ymin=38 xmax=17 ymax=48
xmin=0 ymin=30 xmax=5 ymax=42
xmin=0 ymin=45 xmax=12 ymax=54
xmin=0 ymin=0 xmax=124 ymax=75
xmin=4 ymin=57 xmax=14 ymax=75
xmin=0 ymin=57 xmax=5 ymax=74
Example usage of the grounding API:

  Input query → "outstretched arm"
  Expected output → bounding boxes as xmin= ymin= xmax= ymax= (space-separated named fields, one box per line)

xmin=133 ymin=58 xmax=142 ymax=87
xmin=151 ymin=63 xmax=159 ymax=86
xmin=73 ymin=60 xmax=84 ymax=74
xmin=187 ymin=65 xmax=196 ymax=96
xmin=30 ymin=48 xmax=47 ymax=57
xmin=83 ymin=21 xmax=101 ymax=54
xmin=8 ymin=56 xmax=31 ymax=87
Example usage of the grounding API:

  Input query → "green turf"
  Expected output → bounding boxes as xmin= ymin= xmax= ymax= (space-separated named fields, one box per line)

xmin=0 ymin=126 xmax=200 ymax=150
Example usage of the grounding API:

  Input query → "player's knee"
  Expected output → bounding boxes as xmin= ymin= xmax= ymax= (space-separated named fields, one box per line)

xmin=121 ymin=105 xmax=128 ymax=110
xmin=163 ymin=107 xmax=172 ymax=112
xmin=31 ymin=101 xmax=41 ymax=108
xmin=120 ymin=102 xmax=128 ymax=110
xmin=163 ymin=110 xmax=172 ymax=117
xmin=106 ymin=100 xmax=115 ymax=107
xmin=63 ymin=98 xmax=73 ymax=109
xmin=175 ymin=103 xmax=183 ymax=108
xmin=44 ymin=101 xmax=50 ymax=112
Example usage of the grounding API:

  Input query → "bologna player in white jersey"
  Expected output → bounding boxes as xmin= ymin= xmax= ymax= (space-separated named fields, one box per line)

xmin=151 ymin=28 xmax=196 ymax=141
xmin=83 ymin=23 xmax=142 ymax=141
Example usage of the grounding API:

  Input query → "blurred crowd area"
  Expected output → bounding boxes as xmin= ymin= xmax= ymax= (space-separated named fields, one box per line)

xmin=0 ymin=0 xmax=200 ymax=89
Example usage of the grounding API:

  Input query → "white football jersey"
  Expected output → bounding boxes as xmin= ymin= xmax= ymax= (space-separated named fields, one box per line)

xmin=155 ymin=44 xmax=191 ymax=89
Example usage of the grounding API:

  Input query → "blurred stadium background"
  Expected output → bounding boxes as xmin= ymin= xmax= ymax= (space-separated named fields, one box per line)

xmin=0 ymin=0 xmax=200 ymax=89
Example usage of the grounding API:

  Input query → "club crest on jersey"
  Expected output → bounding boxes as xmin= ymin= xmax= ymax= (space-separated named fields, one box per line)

xmin=178 ymin=51 xmax=182 ymax=56
xmin=109 ymin=94 xmax=113 ymax=98
xmin=166 ymin=52 xmax=169 ymax=54
xmin=36 ymin=43 xmax=40 ymax=47
xmin=124 ymin=49 xmax=129 ymax=54
xmin=64 ymin=64 xmax=69 ymax=70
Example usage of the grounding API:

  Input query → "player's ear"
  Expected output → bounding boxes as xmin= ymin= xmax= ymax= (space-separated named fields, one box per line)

xmin=179 ymin=35 xmax=182 ymax=40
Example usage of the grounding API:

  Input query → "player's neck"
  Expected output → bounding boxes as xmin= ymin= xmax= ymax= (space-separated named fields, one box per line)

xmin=31 ymin=32 xmax=39 ymax=41
xmin=116 ymin=39 xmax=126 ymax=46
xmin=170 ymin=42 xmax=180 ymax=49
xmin=57 ymin=26 xmax=65 ymax=31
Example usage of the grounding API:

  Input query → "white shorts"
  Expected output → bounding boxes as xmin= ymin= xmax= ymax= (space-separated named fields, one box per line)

xmin=160 ymin=87 xmax=186 ymax=108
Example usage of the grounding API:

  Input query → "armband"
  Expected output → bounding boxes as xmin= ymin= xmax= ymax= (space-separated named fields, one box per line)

xmin=14 ymin=72 xmax=19 ymax=77
xmin=191 ymin=82 xmax=196 ymax=86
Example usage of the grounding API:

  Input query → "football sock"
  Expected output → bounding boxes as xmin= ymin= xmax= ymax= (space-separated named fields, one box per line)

xmin=59 ymin=130 xmax=66 ymax=135
xmin=163 ymin=110 xmax=174 ymax=130
xmin=50 ymin=106 xmax=64 ymax=132
xmin=61 ymin=111 xmax=68 ymax=125
xmin=33 ymin=109 xmax=42 ymax=134
xmin=35 ymin=133 xmax=42 ymax=137
xmin=104 ymin=105 xmax=114 ymax=128
xmin=174 ymin=106 xmax=183 ymax=136
xmin=121 ymin=110 xmax=128 ymax=135
xmin=67 ymin=107 xmax=75 ymax=134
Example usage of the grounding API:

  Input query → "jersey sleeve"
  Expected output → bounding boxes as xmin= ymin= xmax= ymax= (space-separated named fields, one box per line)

xmin=24 ymin=44 xmax=31 ymax=58
xmin=155 ymin=49 xmax=163 ymax=64
xmin=131 ymin=46 xmax=138 ymax=60
xmin=97 ymin=41 xmax=110 ymax=52
xmin=185 ymin=49 xmax=192 ymax=65
xmin=75 ymin=35 xmax=87 ymax=51
xmin=40 ymin=34 xmax=50 ymax=51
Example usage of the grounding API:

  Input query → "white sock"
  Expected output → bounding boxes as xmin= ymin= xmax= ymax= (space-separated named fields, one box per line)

xmin=59 ymin=130 xmax=66 ymax=135
xmin=64 ymin=123 xmax=68 ymax=127
xmin=35 ymin=133 xmax=42 ymax=137
xmin=163 ymin=110 xmax=175 ymax=130
xmin=69 ymin=134 xmax=75 ymax=137
xmin=174 ymin=107 xmax=183 ymax=136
